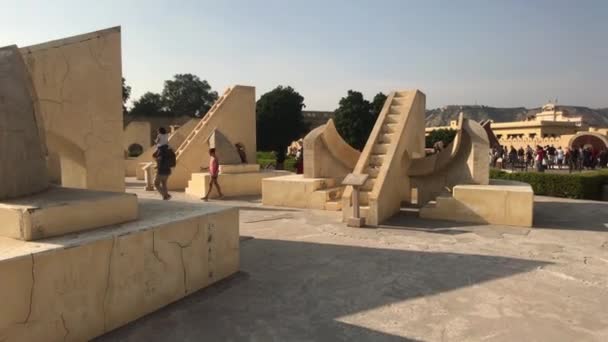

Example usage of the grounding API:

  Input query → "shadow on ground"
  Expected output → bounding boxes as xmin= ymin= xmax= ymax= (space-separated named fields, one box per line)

xmin=380 ymin=209 xmax=481 ymax=235
xmin=534 ymin=199 xmax=608 ymax=231
xmin=96 ymin=239 xmax=548 ymax=341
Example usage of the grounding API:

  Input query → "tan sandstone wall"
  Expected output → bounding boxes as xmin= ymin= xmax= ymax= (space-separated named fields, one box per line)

xmin=21 ymin=27 xmax=125 ymax=192
xmin=124 ymin=121 xmax=152 ymax=153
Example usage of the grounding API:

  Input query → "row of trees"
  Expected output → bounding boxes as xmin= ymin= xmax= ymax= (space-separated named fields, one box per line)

xmin=123 ymin=76 xmax=389 ymax=167
xmin=123 ymin=74 xmax=218 ymax=117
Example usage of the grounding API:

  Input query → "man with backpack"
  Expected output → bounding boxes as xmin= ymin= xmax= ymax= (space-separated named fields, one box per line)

xmin=153 ymin=144 xmax=176 ymax=200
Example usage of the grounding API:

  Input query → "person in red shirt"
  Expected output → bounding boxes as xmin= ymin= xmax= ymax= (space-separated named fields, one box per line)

xmin=201 ymin=148 xmax=224 ymax=201
xmin=535 ymin=145 xmax=545 ymax=172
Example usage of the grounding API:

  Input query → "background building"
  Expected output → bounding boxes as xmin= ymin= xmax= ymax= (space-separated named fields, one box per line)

xmin=426 ymin=103 xmax=608 ymax=151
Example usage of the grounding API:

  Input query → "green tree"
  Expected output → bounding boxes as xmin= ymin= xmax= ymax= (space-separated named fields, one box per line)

xmin=371 ymin=92 xmax=387 ymax=118
xmin=130 ymin=92 xmax=166 ymax=117
xmin=256 ymin=86 xmax=306 ymax=169
xmin=333 ymin=90 xmax=375 ymax=150
xmin=122 ymin=77 xmax=131 ymax=115
xmin=425 ymin=128 xmax=457 ymax=149
xmin=162 ymin=74 xmax=218 ymax=117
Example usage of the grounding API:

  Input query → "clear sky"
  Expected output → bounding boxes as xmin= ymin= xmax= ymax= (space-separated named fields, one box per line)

xmin=1 ymin=0 xmax=607 ymax=110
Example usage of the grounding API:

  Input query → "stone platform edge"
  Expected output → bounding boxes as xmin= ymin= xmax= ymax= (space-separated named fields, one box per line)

xmin=0 ymin=200 xmax=240 ymax=341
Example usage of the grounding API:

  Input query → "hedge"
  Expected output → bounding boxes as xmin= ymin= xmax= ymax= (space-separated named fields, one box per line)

xmin=490 ymin=169 xmax=608 ymax=200
xmin=256 ymin=151 xmax=297 ymax=172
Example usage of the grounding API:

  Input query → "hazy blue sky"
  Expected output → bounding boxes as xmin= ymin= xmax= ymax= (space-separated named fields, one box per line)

xmin=1 ymin=0 xmax=607 ymax=110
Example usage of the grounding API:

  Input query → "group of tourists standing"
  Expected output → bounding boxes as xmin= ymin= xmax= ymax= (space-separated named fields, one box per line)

xmin=491 ymin=144 xmax=608 ymax=172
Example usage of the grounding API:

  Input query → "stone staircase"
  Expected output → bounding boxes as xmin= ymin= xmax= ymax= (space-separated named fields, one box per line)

xmin=175 ymin=86 xmax=233 ymax=158
xmin=342 ymin=90 xmax=426 ymax=225
xmin=353 ymin=92 xmax=410 ymax=219
xmin=315 ymin=186 xmax=344 ymax=211
xmin=305 ymin=178 xmax=345 ymax=211
xmin=165 ymin=85 xmax=257 ymax=190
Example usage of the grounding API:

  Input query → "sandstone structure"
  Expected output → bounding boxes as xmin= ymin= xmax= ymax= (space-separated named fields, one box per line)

xmin=408 ymin=113 xmax=490 ymax=206
xmin=0 ymin=202 xmax=238 ymax=341
xmin=262 ymin=119 xmax=360 ymax=210
xmin=208 ymin=129 xmax=242 ymax=165
xmin=124 ymin=121 xmax=152 ymax=155
xmin=21 ymin=27 xmax=124 ymax=192
xmin=158 ymin=85 xmax=287 ymax=198
xmin=169 ymin=85 xmax=257 ymax=190
xmin=420 ymin=179 xmax=534 ymax=227
xmin=303 ymin=119 xmax=360 ymax=179
xmin=340 ymin=90 xmax=533 ymax=227
xmin=0 ymin=45 xmax=48 ymax=199
xmin=0 ymin=28 xmax=240 ymax=341
xmin=342 ymin=90 xmax=427 ymax=226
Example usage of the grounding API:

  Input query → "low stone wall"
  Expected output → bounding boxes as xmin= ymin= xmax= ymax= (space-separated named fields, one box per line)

xmin=186 ymin=168 xmax=289 ymax=199
xmin=420 ymin=180 xmax=534 ymax=227
xmin=262 ymin=174 xmax=343 ymax=210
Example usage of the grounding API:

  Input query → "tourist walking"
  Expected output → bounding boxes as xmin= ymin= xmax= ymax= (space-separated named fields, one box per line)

xmin=201 ymin=148 xmax=224 ymax=201
xmin=153 ymin=145 xmax=173 ymax=200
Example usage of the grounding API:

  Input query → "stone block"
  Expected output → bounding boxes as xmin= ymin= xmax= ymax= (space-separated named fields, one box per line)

xmin=262 ymin=174 xmax=343 ymax=210
xmin=0 ymin=201 xmax=239 ymax=341
xmin=0 ymin=187 xmax=138 ymax=241
xmin=219 ymin=164 xmax=260 ymax=174
xmin=420 ymin=181 xmax=534 ymax=227
xmin=347 ymin=217 xmax=366 ymax=227
xmin=186 ymin=170 xmax=289 ymax=198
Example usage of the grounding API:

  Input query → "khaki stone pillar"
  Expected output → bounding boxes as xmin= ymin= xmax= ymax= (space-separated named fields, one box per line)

xmin=143 ymin=163 xmax=155 ymax=191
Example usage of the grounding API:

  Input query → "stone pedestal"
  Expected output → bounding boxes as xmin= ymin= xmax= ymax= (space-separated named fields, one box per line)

xmin=0 ymin=187 xmax=138 ymax=241
xmin=0 ymin=201 xmax=239 ymax=342
xmin=420 ymin=180 xmax=534 ymax=227
xmin=186 ymin=164 xmax=287 ymax=199
xmin=262 ymin=174 xmax=344 ymax=210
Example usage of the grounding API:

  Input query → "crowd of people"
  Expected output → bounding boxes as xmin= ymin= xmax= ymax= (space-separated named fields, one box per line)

xmin=491 ymin=144 xmax=608 ymax=172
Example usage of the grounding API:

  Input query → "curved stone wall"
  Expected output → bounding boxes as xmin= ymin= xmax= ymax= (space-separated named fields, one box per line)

xmin=0 ymin=45 xmax=49 ymax=199
xmin=303 ymin=119 xmax=360 ymax=179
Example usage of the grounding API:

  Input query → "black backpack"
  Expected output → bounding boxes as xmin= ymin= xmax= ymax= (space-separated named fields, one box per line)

xmin=167 ymin=148 xmax=177 ymax=167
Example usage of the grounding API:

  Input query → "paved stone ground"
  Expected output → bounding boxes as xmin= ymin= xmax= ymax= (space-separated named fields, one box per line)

xmin=96 ymin=179 xmax=608 ymax=341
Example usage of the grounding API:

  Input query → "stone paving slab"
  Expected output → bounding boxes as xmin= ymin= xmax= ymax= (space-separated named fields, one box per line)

xmin=96 ymin=180 xmax=608 ymax=341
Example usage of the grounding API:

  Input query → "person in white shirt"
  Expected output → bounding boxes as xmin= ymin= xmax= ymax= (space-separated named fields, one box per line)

xmin=556 ymin=146 xmax=565 ymax=169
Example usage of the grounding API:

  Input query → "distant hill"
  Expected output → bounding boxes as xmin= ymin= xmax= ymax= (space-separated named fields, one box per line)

xmin=425 ymin=105 xmax=608 ymax=127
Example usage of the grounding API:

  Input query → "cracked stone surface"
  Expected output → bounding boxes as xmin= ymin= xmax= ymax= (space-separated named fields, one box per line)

xmin=0 ymin=199 xmax=239 ymax=341
xmin=19 ymin=27 xmax=124 ymax=192
xmin=0 ymin=44 xmax=48 ymax=200
xmin=97 ymin=182 xmax=608 ymax=341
